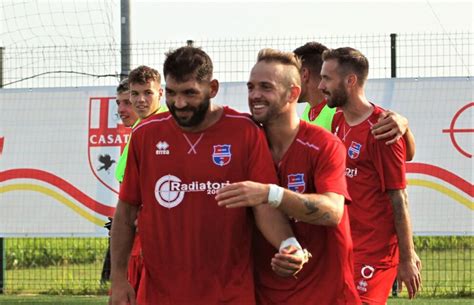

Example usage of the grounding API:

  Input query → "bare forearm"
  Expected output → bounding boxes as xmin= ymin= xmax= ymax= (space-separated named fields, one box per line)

xmin=404 ymin=128 xmax=416 ymax=161
xmin=110 ymin=200 xmax=138 ymax=280
xmin=389 ymin=189 xmax=415 ymax=262
xmin=253 ymin=205 xmax=293 ymax=249
xmin=279 ymin=191 xmax=344 ymax=226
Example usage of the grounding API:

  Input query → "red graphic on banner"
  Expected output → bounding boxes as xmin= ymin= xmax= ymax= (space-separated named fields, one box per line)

xmin=442 ymin=102 xmax=473 ymax=158
xmin=1 ymin=168 xmax=115 ymax=216
xmin=88 ymin=97 xmax=132 ymax=194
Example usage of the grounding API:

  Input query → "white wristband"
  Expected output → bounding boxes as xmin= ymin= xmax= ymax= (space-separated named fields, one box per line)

xmin=267 ymin=184 xmax=284 ymax=208
xmin=279 ymin=237 xmax=303 ymax=252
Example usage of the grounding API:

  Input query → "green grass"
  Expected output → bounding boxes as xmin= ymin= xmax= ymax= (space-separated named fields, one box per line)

xmin=2 ymin=236 xmax=472 ymax=297
xmin=0 ymin=295 xmax=108 ymax=304
xmin=388 ymin=298 xmax=473 ymax=305
xmin=0 ymin=296 xmax=472 ymax=305
xmin=6 ymin=238 xmax=108 ymax=268
xmin=5 ymin=262 xmax=109 ymax=295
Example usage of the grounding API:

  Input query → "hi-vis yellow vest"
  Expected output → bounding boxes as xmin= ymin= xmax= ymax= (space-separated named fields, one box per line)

xmin=115 ymin=105 xmax=168 ymax=183
xmin=301 ymin=103 xmax=336 ymax=132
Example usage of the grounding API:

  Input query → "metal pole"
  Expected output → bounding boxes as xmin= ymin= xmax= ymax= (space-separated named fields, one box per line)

xmin=121 ymin=0 xmax=131 ymax=80
xmin=0 ymin=238 xmax=3 ymax=294
xmin=390 ymin=33 xmax=397 ymax=78
xmin=0 ymin=47 xmax=4 ymax=88
xmin=0 ymin=47 xmax=4 ymax=293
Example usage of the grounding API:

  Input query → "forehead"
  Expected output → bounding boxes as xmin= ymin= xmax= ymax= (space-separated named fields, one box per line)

xmin=130 ymin=80 xmax=160 ymax=90
xmin=116 ymin=91 xmax=129 ymax=98
xmin=321 ymin=59 xmax=339 ymax=73
xmin=165 ymin=76 xmax=206 ymax=91
xmin=249 ymin=61 xmax=285 ymax=83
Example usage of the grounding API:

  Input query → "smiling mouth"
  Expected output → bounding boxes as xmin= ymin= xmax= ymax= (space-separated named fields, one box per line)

xmin=251 ymin=103 xmax=268 ymax=111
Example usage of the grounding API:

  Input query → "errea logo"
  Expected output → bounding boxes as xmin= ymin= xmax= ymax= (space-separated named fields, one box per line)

xmin=156 ymin=141 xmax=170 ymax=155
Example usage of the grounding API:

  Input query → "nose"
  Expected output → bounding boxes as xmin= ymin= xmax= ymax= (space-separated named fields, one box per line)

xmin=248 ymin=88 xmax=262 ymax=101
xmin=317 ymin=81 xmax=325 ymax=91
xmin=133 ymin=93 xmax=145 ymax=103
xmin=173 ymin=95 xmax=187 ymax=109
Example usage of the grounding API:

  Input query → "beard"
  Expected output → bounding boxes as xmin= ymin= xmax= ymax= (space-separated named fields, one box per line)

xmin=324 ymin=84 xmax=348 ymax=108
xmin=168 ymin=97 xmax=210 ymax=128
xmin=249 ymin=98 xmax=285 ymax=125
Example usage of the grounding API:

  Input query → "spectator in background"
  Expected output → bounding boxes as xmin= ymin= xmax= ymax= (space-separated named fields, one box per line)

xmin=100 ymin=77 xmax=139 ymax=284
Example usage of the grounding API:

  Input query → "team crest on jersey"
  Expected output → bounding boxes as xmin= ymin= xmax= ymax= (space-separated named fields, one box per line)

xmin=348 ymin=141 xmax=362 ymax=159
xmin=287 ymin=173 xmax=306 ymax=193
xmin=212 ymin=144 xmax=232 ymax=166
xmin=88 ymin=96 xmax=131 ymax=194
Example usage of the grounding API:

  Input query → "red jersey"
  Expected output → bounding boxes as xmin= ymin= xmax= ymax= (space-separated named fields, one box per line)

xmin=254 ymin=120 xmax=360 ymax=305
xmin=332 ymin=105 xmax=406 ymax=268
xmin=308 ymin=98 xmax=327 ymax=121
xmin=120 ymin=107 xmax=278 ymax=305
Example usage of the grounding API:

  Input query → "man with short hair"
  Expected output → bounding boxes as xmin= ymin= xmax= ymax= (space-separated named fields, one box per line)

xmin=113 ymin=70 xmax=168 ymax=294
xmin=128 ymin=65 xmax=167 ymax=120
xmin=294 ymin=42 xmax=416 ymax=160
xmin=110 ymin=47 xmax=300 ymax=305
xmin=116 ymin=78 xmax=139 ymax=128
xmin=217 ymin=48 xmax=361 ymax=305
xmin=319 ymin=47 xmax=421 ymax=304
xmin=115 ymin=67 xmax=168 ymax=183
xmin=100 ymin=78 xmax=140 ymax=284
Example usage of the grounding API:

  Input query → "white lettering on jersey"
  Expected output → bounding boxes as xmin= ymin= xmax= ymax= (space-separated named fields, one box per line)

xmin=155 ymin=141 xmax=170 ymax=155
xmin=154 ymin=175 xmax=230 ymax=208
xmin=345 ymin=167 xmax=358 ymax=178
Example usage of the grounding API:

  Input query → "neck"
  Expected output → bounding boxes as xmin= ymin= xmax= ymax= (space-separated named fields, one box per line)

xmin=264 ymin=109 xmax=300 ymax=163
xmin=180 ymin=104 xmax=223 ymax=133
xmin=142 ymin=106 xmax=160 ymax=120
xmin=307 ymin=90 xmax=325 ymax=108
xmin=340 ymin=90 xmax=373 ymax=126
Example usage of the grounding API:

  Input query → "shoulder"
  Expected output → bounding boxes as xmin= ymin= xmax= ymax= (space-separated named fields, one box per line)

xmin=366 ymin=104 xmax=386 ymax=139
xmin=331 ymin=109 xmax=344 ymax=129
xmin=370 ymin=104 xmax=385 ymax=119
xmin=133 ymin=112 xmax=173 ymax=134
xmin=298 ymin=120 xmax=344 ymax=151
xmin=222 ymin=106 xmax=262 ymax=130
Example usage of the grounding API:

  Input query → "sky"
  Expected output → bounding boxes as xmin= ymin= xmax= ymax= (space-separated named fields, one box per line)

xmin=130 ymin=0 xmax=473 ymax=42
xmin=0 ymin=0 xmax=472 ymax=47
xmin=0 ymin=0 xmax=471 ymax=88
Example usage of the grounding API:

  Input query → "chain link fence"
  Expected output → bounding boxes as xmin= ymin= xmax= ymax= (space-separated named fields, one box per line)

xmin=2 ymin=32 xmax=472 ymax=88
xmin=1 ymin=32 xmax=473 ymax=296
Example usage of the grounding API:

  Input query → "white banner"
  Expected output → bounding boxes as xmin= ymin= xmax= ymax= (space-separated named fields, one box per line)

xmin=0 ymin=78 xmax=472 ymax=236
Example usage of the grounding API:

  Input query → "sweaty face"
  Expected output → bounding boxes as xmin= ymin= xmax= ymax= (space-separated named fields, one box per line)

xmin=247 ymin=61 xmax=289 ymax=124
xmin=116 ymin=91 xmax=139 ymax=127
xmin=165 ymin=77 xmax=211 ymax=128
xmin=130 ymin=80 xmax=162 ymax=119
xmin=319 ymin=60 xmax=348 ymax=108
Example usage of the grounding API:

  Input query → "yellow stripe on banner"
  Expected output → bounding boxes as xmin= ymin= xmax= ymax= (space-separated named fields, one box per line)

xmin=0 ymin=183 xmax=106 ymax=226
xmin=408 ymin=178 xmax=474 ymax=210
